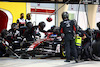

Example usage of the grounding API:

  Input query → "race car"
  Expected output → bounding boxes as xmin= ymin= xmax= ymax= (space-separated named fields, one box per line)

xmin=27 ymin=32 xmax=62 ymax=56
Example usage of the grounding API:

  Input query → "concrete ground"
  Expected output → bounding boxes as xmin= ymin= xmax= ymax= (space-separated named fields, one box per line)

xmin=0 ymin=55 xmax=100 ymax=67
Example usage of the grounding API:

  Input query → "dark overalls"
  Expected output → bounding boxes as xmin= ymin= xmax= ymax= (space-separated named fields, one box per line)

xmin=60 ymin=19 xmax=78 ymax=61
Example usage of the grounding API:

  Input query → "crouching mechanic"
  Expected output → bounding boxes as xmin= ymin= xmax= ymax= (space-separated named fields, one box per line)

xmin=34 ymin=21 xmax=46 ymax=39
xmin=7 ymin=23 xmax=20 ymax=41
xmin=60 ymin=12 xmax=78 ymax=63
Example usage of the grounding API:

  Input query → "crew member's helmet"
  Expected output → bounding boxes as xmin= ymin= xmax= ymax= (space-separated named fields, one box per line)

xmin=11 ymin=23 xmax=17 ymax=29
xmin=62 ymin=12 xmax=69 ymax=20
xmin=39 ymin=21 xmax=46 ymax=29
xmin=97 ymin=22 xmax=100 ymax=30
xmin=1 ymin=29 xmax=8 ymax=38
xmin=26 ymin=22 xmax=33 ymax=29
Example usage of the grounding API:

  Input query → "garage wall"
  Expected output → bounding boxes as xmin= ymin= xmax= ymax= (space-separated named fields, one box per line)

xmin=31 ymin=3 xmax=55 ymax=31
xmin=0 ymin=1 xmax=26 ymax=23
xmin=67 ymin=4 xmax=88 ymax=30
xmin=95 ymin=5 xmax=100 ymax=29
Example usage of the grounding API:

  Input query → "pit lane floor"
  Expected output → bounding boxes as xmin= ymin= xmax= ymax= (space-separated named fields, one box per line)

xmin=0 ymin=55 xmax=100 ymax=67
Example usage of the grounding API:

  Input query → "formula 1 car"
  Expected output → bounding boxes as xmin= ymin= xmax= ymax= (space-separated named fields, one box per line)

xmin=27 ymin=32 xmax=62 ymax=56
